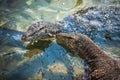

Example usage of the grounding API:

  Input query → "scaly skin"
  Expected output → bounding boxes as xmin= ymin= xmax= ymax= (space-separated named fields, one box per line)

xmin=22 ymin=21 xmax=63 ymax=41
xmin=22 ymin=6 xmax=120 ymax=41
xmin=56 ymin=32 xmax=120 ymax=80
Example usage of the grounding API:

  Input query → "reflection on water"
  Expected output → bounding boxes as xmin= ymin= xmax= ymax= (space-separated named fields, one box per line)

xmin=0 ymin=0 xmax=120 ymax=80
xmin=24 ymin=38 xmax=54 ymax=58
xmin=24 ymin=49 xmax=43 ymax=58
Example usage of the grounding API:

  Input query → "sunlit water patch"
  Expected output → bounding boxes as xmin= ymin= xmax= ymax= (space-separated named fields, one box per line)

xmin=0 ymin=0 xmax=120 ymax=31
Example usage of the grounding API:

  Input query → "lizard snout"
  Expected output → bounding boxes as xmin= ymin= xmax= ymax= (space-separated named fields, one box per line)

xmin=21 ymin=35 xmax=32 ymax=41
xmin=21 ymin=35 xmax=28 ymax=41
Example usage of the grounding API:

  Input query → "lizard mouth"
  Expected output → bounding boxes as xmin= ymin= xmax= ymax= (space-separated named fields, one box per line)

xmin=21 ymin=34 xmax=31 ymax=41
xmin=21 ymin=31 xmax=54 ymax=41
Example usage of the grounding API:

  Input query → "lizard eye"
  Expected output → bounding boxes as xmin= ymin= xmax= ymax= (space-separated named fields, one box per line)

xmin=45 ymin=28 xmax=48 ymax=33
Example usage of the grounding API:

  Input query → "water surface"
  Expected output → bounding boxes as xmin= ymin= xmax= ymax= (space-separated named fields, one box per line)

xmin=0 ymin=0 xmax=120 ymax=80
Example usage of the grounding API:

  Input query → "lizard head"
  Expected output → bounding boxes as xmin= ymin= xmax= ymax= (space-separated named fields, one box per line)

xmin=56 ymin=32 xmax=84 ymax=54
xmin=22 ymin=21 xmax=63 ymax=41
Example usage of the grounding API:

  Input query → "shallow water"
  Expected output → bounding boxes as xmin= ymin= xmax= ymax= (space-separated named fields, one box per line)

xmin=0 ymin=0 xmax=120 ymax=80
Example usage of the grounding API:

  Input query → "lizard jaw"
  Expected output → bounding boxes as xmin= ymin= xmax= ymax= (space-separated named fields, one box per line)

xmin=21 ymin=32 xmax=55 ymax=41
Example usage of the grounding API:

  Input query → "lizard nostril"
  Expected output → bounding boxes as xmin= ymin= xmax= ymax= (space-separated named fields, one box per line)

xmin=21 ymin=35 xmax=27 ymax=40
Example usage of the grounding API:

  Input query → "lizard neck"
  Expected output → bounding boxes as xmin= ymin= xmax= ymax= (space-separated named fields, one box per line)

xmin=76 ymin=34 xmax=108 ymax=64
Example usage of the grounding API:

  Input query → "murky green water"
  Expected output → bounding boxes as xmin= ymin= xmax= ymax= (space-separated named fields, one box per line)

xmin=0 ymin=0 xmax=120 ymax=80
